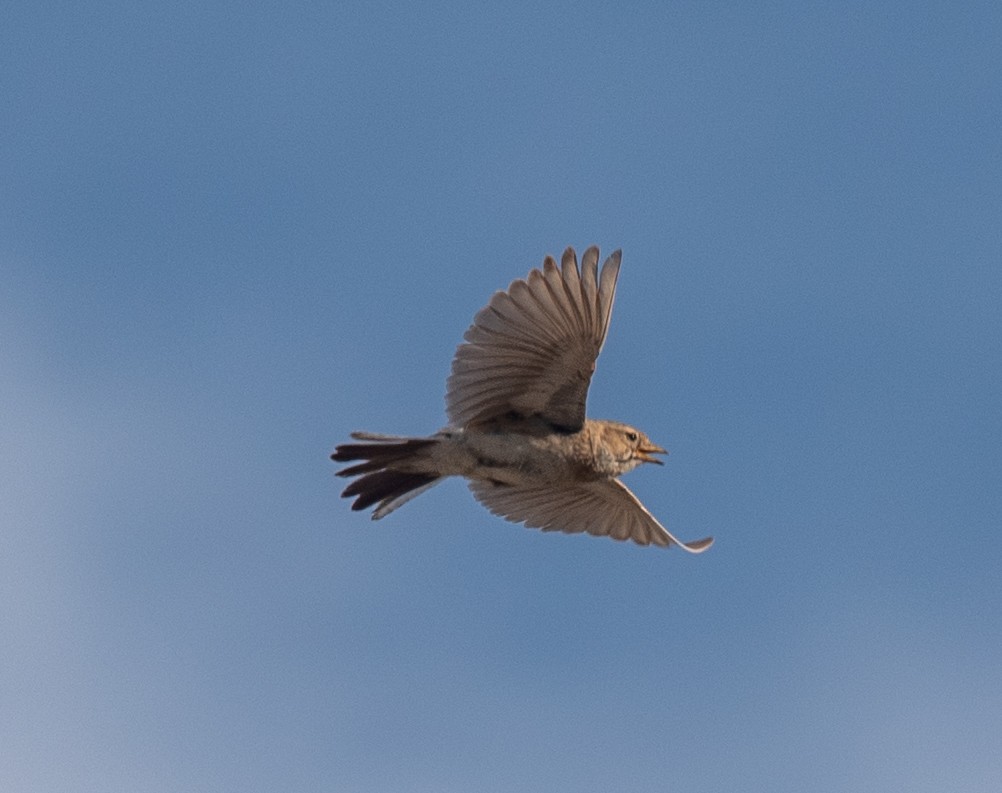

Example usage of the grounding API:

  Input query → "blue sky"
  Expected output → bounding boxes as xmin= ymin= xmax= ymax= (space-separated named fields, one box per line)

xmin=3 ymin=3 xmax=1000 ymax=791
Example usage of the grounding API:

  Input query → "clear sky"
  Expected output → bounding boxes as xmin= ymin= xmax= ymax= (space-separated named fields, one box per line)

xmin=3 ymin=3 xmax=1000 ymax=791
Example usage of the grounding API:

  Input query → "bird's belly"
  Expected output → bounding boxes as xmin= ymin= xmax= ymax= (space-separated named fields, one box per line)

xmin=450 ymin=429 xmax=585 ymax=486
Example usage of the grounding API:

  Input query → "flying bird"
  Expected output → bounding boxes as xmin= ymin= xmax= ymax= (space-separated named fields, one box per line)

xmin=332 ymin=246 xmax=713 ymax=552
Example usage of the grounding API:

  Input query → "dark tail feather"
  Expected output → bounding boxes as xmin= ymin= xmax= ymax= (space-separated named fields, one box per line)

xmin=332 ymin=436 xmax=435 ymax=468
xmin=331 ymin=433 xmax=441 ymax=518
xmin=342 ymin=470 xmax=439 ymax=512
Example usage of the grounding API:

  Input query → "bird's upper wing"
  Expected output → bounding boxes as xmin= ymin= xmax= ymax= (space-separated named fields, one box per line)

xmin=468 ymin=478 xmax=714 ymax=551
xmin=446 ymin=246 xmax=621 ymax=432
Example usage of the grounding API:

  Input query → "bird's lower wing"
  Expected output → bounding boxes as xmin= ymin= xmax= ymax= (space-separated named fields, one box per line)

xmin=468 ymin=478 xmax=713 ymax=552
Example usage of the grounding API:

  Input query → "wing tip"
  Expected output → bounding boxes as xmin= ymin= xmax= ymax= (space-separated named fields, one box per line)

xmin=600 ymin=249 xmax=623 ymax=281
xmin=675 ymin=535 xmax=714 ymax=554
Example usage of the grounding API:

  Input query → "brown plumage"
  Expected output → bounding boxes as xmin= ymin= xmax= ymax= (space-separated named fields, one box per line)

xmin=331 ymin=246 xmax=713 ymax=552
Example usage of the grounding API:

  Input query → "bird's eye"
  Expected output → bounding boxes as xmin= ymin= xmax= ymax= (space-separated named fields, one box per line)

xmin=626 ymin=431 xmax=638 ymax=442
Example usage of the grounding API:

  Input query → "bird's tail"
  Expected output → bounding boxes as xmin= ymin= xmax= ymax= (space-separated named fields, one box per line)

xmin=331 ymin=432 xmax=443 ymax=519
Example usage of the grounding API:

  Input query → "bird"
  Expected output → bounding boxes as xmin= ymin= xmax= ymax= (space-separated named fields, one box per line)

xmin=331 ymin=246 xmax=713 ymax=552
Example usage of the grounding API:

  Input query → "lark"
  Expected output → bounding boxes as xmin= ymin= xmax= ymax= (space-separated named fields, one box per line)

xmin=332 ymin=247 xmax=713 ymax=552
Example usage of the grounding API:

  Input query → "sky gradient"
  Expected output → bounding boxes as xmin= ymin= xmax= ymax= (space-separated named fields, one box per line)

xmin=3 ymin=3 xmax=1001 ymax=791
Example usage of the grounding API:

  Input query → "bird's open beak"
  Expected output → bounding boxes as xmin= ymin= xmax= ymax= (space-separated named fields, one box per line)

xmin=635 ymin=443 xmax=667 ymax=466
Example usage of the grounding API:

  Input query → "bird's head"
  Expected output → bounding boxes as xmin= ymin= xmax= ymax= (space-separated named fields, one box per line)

xmin=591 ymin=420 xmax=667 ymax=475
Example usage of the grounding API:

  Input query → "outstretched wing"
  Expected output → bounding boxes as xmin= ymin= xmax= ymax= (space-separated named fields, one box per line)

xmin=446 ymin=246 xmax=621 ymax=432
xmin=468 ymin=478 xmax=714 ymax=551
